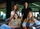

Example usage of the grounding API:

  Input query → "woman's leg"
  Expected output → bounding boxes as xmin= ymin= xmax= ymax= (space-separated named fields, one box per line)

xmin=1 ymin=24 xmax=11 ymax=29
xmin=0 ymin=27 xmax=5 ymax=29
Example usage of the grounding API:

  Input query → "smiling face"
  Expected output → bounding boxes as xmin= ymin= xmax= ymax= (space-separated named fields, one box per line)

xmin=13 ymin=5 xmax=17 ymax=10
xmin=28 ymin=13 xmax=32 ymax=18
xmin=28 ymin=11 xmax=33 ymax=19
xmin=25 ymin=11 xmax=35 ymax=23
xmin=14 ymin=13 xmax=18 ymax=19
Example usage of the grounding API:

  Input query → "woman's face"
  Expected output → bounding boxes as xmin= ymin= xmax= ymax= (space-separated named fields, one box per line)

xmin=28 ymin=13 xmax=32 ymax=18
xmin=14 ymin=14 xmax=18 ymax=18
xmin=25 ymin=2 xmax=28 ymax=7
xmin=14 ymin=5 xmax=17 ymax=10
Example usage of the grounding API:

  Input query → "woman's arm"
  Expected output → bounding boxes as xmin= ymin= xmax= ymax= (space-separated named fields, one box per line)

xmin=22 ymin=21 xmax=27 ymax=29
xmin=8 ymin=23 xmax=17 ymax=28
xmin=34 ymin=18 xmax=40 ymax=25
xmin=8 ymin=19 xmax=13 ymax=25
xmin=7 ymin=18 xmax=12 ymax=24
xmin=22 ymin=22 xmax=26 ymax=27
xmin=11 ymin=11 xmax=15 ymax=17
xmin=8 ymin=24 xmax=20 ymax=28
xmin=8 ymin=25 xmax=14 ymax=28
xmin=8 ymin=19 xmax=14 ymax=27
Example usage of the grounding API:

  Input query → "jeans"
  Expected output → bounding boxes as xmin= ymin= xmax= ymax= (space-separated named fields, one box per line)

xmin=1 ymin=24 xmax=23 ymax=29
xmin=1 ymin=24 xmax=11 ymax=29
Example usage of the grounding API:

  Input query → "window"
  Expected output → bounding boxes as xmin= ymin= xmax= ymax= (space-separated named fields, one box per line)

xmin=0 ymin=8 xmax=6 ymax=20
xmin=33 ymin=12 xmax=39 ymax=17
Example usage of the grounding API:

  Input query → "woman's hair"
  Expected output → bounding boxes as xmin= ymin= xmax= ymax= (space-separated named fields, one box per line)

xmin=16 ymin=5 xmax=19 ymax=12
xmin=13 ymin=5 xmax=19 ymax=12
xmin=23 ymin=2 xmax=29 ymax=9
xmin=13 ymin=5 xmax=16 ymax=9
xmin=25 ymin=11 xmax=35 ymax=23
xmin=13 ymin=13 xmax=19 ymax=19
xmin=24 ymin=2 xmax=28 ymax=4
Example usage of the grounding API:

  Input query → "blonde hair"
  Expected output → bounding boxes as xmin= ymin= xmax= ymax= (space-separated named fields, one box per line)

xmin=25 ymin=11 xmax=35 ymax=23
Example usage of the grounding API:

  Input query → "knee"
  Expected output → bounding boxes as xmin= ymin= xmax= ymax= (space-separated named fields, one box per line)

xmin=1 ymin=24 xmax=6 ymax=27
xmin=1 ymin=24 xmax=11 ymax=29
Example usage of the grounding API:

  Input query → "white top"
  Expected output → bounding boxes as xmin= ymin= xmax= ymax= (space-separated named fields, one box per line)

xmin=11 ymin=10 xmax=20 ymax=17
xmin=11 ymin=10 xmax=22 ymax=17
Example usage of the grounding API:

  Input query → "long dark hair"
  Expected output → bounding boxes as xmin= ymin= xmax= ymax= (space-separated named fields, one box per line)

xmin=23 ymin=2 xmax=29 ymax=9
xmin=13 ymin=13 xmax=19 ymax=19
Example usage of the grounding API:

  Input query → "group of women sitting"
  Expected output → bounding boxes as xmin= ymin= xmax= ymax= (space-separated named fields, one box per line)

xmin=0 ymin=11 xmax=40 ymax=29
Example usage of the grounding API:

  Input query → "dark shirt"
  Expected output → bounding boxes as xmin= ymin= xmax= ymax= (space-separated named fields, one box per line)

xmin=22 ymin=8 xmax=32 ymax=20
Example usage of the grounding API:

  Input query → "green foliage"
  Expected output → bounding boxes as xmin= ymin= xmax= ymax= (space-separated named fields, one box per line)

xmin=0 ymin=8 xmax=6 ymax=13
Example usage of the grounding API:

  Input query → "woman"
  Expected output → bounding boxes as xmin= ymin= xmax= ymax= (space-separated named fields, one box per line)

xmin=1 ymin=13 xmax=22 ymax=29
xmin=11 ymin=5 xmax=20 ymax=18
xmin=9 ymin=13 xmax=22 ymax=28
xmin=22 ymin=11 xmax=40 ymax=29
xmin=21 ymin=2 xmax=32 ymax=27
xmin=22 ymin=2 xmax=32 ymax=21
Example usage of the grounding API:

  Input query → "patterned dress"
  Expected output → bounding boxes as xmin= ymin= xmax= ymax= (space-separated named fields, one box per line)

xmin=9 ymin=18 xmax=21 ymax=26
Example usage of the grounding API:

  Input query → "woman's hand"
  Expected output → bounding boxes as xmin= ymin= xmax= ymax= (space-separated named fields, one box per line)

xmin=8 ymin=25 xmax=20 ymax=28
xmin=8 ymin=25 xmax=15 ymax=28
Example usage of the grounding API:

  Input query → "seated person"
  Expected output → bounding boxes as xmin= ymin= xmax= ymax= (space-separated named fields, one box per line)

xmin=1 ymin=13 xmax=22 ymax=29
xmin=22 ymin=11 xmax=40 ymax=29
